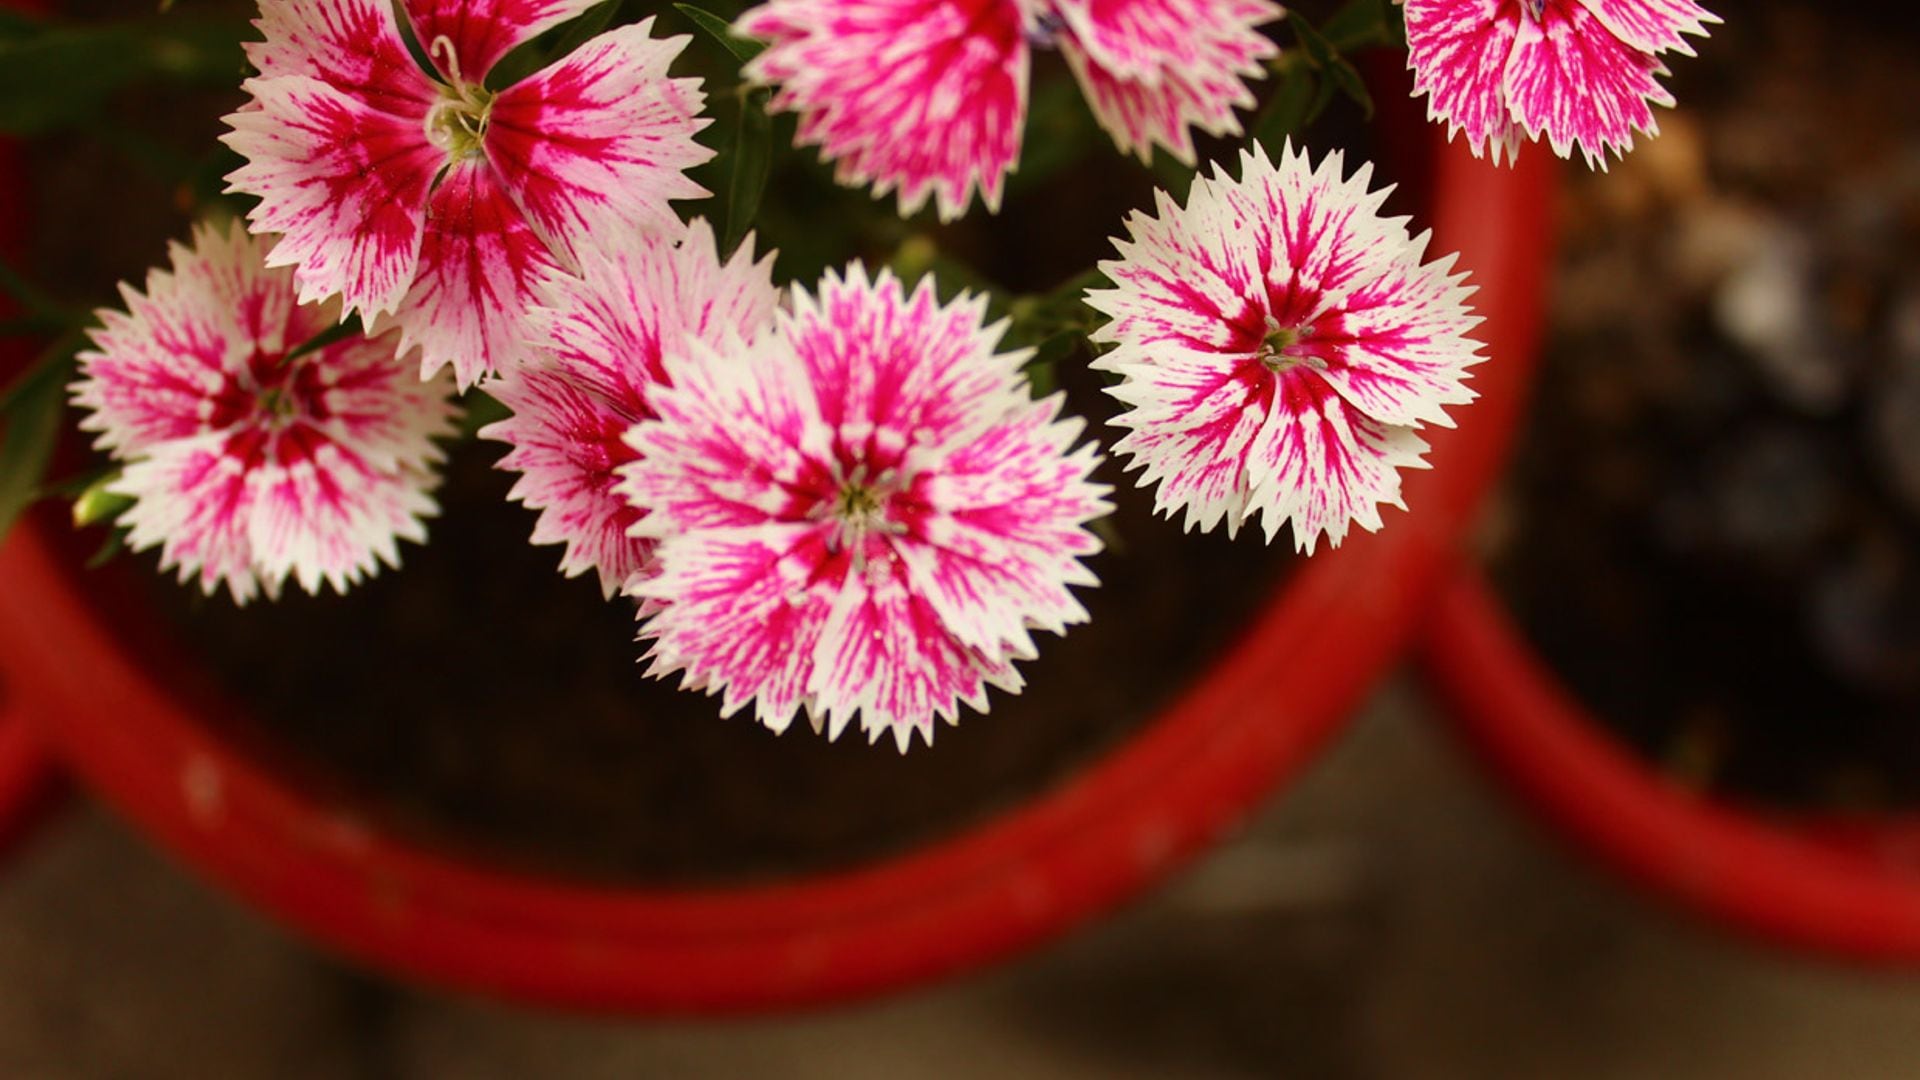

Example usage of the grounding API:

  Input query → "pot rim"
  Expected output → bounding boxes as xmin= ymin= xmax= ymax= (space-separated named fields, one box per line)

xmin=0 ymin=125 xmax=1556 ymax=1012
xmin=1422 ymin=570 xmax=1920 ymax=964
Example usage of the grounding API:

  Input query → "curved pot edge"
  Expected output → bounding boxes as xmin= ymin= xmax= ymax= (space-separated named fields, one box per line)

xmin=1420 ymin=569 xmax=1920 ymax=965
xmin=0 ymin=128 xmax=1558 ymax=1013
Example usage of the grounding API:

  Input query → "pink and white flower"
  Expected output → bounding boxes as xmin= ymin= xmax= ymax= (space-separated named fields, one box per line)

xmin=71 ymin=221 xmax=457 ymax=603
xmin=481 ymin=219 xmax=780 ymax=597
xmin=736 ymin=0 xmax=1282 ymax=221
xmin=223 ymin=0 xmax=713 ymax=388
xmin=618 ymin=267 xmax=1109 ymax=750
xmin=1402 ymin=0 xmax=1719 ymax=168
xmin=1086 ymin=142 xmax=1481 ymax=552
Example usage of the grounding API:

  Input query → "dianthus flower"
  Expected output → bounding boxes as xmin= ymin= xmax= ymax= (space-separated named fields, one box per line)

xmin=1402 ymin=0 xmax=1718 ymax=168
xmin=618 ymin=267 xmax=1109 ymax=750
xmin=223 ymin=0 xmax=712 ymax=388
xmin=1086 ymin=143 xmax=1480 ymax=552
xmin=736 ymin=0 xmax=1282 ymax=221
xmin=482 ymin=219 xmax=779 ymax=597
xmin=71 ymin=222 xmax=457 ymax=603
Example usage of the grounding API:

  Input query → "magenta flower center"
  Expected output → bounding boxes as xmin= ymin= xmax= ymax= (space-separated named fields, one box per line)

xmin=208 ymin=350 xmax=328 ymax=433
xmin=1521 ymin=0 xmax=1549 ymax=22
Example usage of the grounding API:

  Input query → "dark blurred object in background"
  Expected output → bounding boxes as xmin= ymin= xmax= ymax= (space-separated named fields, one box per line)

xmin=1490 ymin=0 xmax=1920 ymax=808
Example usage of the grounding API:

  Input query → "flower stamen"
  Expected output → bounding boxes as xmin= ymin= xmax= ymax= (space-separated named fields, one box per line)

xmin=422 ymin=36 xmax=493 ymax=161
xmin=1258 ymin=317 xmax=1326 ymax=374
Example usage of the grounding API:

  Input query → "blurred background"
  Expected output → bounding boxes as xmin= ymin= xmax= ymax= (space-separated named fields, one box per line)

xmin=4 ymin=0 xmax=1920 ymax=1074
xmin=4 ymin=680 xmax=1920 ymax=1078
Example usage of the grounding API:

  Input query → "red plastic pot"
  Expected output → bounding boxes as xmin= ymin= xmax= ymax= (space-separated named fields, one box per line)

xmin=0 ymin=21 xmax=64 ymax=867
xmin=0 ymin=120 xmax=1554 ymax=1010
xmin=0 ymin=690 xmax=61 ymax=862
xmin=1423 ymin=571 xmax=1920 ymax=962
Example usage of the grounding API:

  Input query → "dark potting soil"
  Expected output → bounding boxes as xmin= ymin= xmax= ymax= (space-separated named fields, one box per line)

xmin=1488 ymin=4 xmax=1920 ymax=809
xmin=146 ymin=364 xmax=1293 ymax=883
xmin=42 ymin=0 xmax=1405 ymax=884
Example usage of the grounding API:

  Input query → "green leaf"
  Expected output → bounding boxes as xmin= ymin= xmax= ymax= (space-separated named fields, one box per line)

xmin=724 ymin=88 xmax=773 ymax=256
xmin=85 ymin=525 xmax=128 ymax=570
xmin=1018 ymin=329 xmax=1084 ymax=399
xmin=1319 ymin=0 xmax=1397 ymax=53
xmin=1253 ymin=62 xmax=1334 ymax=155
xmin=0 ymin=16 xmax=247 ymax=135
xmin=675 ymin=3 xmax=764 ymax=63
xmin=456 ymin=389 xmax=509 ymax=439
xmin=0 ymin=338 xmax=80 ymax=539
xmin=0 ymin=255 xmax=81 ymax=327
xmin=1291 ymin=16 xmax=1372 ymax=120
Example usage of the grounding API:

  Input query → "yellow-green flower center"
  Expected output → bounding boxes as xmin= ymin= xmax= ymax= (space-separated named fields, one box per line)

xmin=426 ymin=84 xmax=493 ymax=161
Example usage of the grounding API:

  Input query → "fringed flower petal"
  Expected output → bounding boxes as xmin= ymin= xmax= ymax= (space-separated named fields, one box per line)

xmin=222 ymin=74 xmax=440 ymax=317
xmin=1576 ymin=0 xmax=1719 ymax=56
xmin=486 ymin=20 xmax=713 ymax=261
xmin=1402 ymin=0 xmax=1716 ymax=167
xmin=402 ymin=0 xmax=600 ymax=83
xmin=72 ymin=222 xmax=457 ymax=603
xmin=484 ymin=219 xmax=779 ymax=596
xmin=1088 ymin=143 xmax=1480 ymax=550
xmin=389 ymin=159 xmax=565 ymax=387
xmin=245 ymin=0 xmax=436 ymax=115
xmin=623 ymin=267 xmax=1105 ymax=749
xmin=1504 ymin=0 xmax=1673 ymax=168
xmin=1403 ymin=0 xmax=1527 ymax=165
xmin=226 ymin=3 xmax=711 ymax=381
xmin=739 ymin=0 xmax=1030 ymax=220
xmin=1058 ymin=0 xmax=1279 ymax=164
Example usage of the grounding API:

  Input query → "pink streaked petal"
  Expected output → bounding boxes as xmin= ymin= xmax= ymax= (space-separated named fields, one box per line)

xmin=484 ymin=364 xmax=654 ymax=597
xmin=787 ymin=266 xmax=1028 ymax=466
xmin=1242 ymin=373 xmax=1430 ymax=553
xmin=1403 ymin=0 xmax=1527 ymax=164
xmin=306 ymin=328 xmax=458 ymax=470
xmin=893 ymin=397 xmax=1109 ymax=660
xmin=74 ymin=223 xmax=310 ymax=456
xmin=491 ymin=221 xmax=776 ymax=593
xmin=1575 ymin=0 xmax=1718 ymax=56
xmin=1314 ymin=244 xmax=1483 ymax=428
xmin=1229 ymin=146 xmax=1409 ymax=306
xmin=401 ymin=0 xmax=599 ymax=84
xmin=626 ymin=264 xmax=1102 ymax=745
xmin=531 ymin=218 xmax=778 ymax=412
xmin=739 ymin=0 xmax=1029 ymax=220
xmin=1062 ymin=4 xmax=1276 ymax=166
xmin=1089 ymin=186 xmax=1263 ymax=356
xmin=632 ymin=524 xmax=844 ymax=734
xmin=1053 ymin=0 xmax=1281 ymax=83
xmin=809 ymin=555 xmax=1015 ymax=752
xmin=487 ymin=19 xmax=712 ymax=262
xmin=1089 ymin=145 xmax=1407 ymax=358
xmin=1102 ymin=349 xmax=1280 ymax=535
xmin=75 ymin=224 xmax=453 ymax=604
xmin=245 ymin=425 xmax=437 ymax=595
xmin=1089 ymin=142 xmax=1478 ymax=547
xmin=113 ymin=434 xmax=260 ymax=603
xmin=1504 ymin=0 xmax=1672 ymax=168
xmin=223 ymin=75 xmax=438 ymax=317
xmin=246 ymin=0 xmax=436 ymax=117
xmin=388 ymin=159 xmax=564 ymax=387
xmin=620 ymin=333 xmax=829 ymax=535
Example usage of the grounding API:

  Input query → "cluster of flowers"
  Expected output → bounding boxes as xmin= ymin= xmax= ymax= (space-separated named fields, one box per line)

xmin=68 ymin=0 xmax=1713 ymax=750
